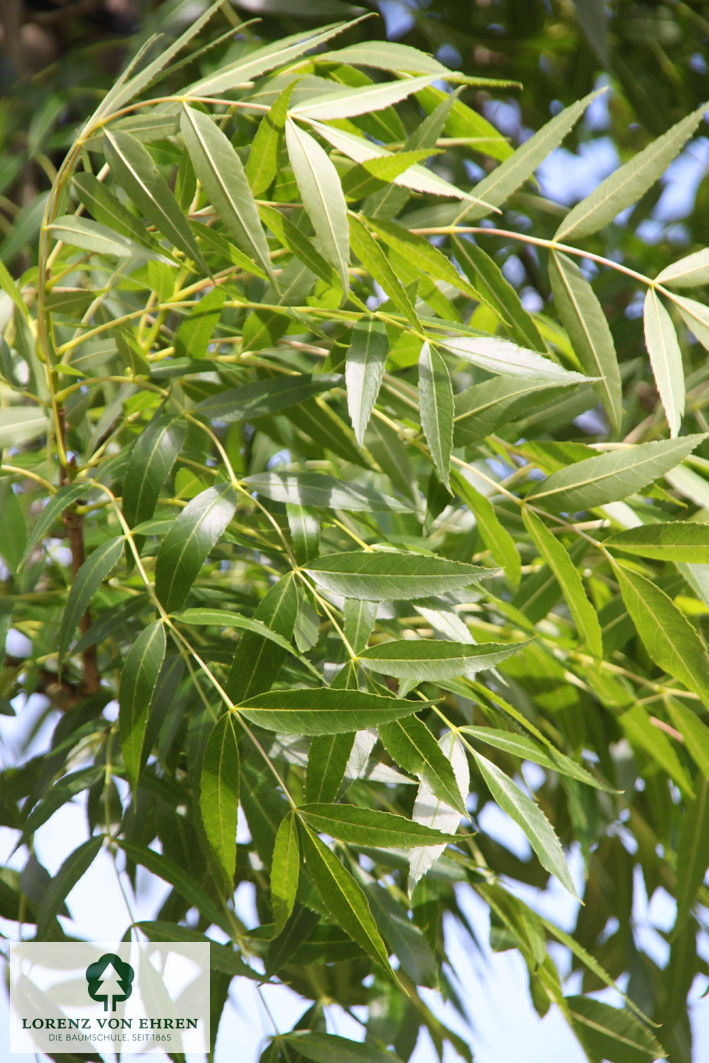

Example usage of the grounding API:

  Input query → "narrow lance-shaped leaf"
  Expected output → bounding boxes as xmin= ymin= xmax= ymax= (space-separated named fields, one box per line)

xmin=245 ymin=471 xmax=410 ymax=513
xmin=19 ymin=483 xmax=88 ymax=568
xmin=271 ymin=811 xmax=300 ymax=937
xmin=452 ymin=471 xmax=521 ymax=588
xmin=526 ymin=435 xmax=705 ymax=513
xmin=237 ymin=688 xmax=421 ymax=735
xmin=379 ymin=716 xmax=467 ymax=815
xmin=200 ymin=711 xmax=240 ymax=890
xmin=459 ymin=725 xmax=615 ymax=791
xmin=119 ymin=620 xmax=166 ymax=789
xmin=523 ymin=508 xmax=602 ymax=660
xmin=566 ymin=996 xmax=665 ymax=1063
xmin=409 ymin=732 xmax=469 ymax=894
xmin=418 ymin=342 xmax=454 ymax=490
xmin=343 ymin=598 xmax=378 ymax=653
xmin=285 ymin=119 xmax=349 ymax=290
xmin=103 ymin=129 xmax=206 ymax=271
xmin=181 ymin=105 xmax=275 ymax=282
xmin=675 ymin=779 xmax=709 ymax=931
xmin=670 ymin=291 xmax=709 ymax=351
xmin=454 ymin=237 xmax=545 ymax=351
xmin=549 ymin=251 xmax=622 ymax=433
xmin=613 ymin=561 xmax=709 ymax=705
xmin=656 ymin=247 xmax=709 ymax=288
xmin=155 ymin=483 xmax=236 ymax=613
xmin=443 ymin=335 xmax=591 ymax=383
xmin=246 ymin=82 xmax=294 ymax=197
xmin=306 ymin=550 xmax=496 ymax=600
xmin=643 ymin=288 xmax=685 ymax=437
xmin=556 ymin=103 xmax=707 ymax=241
xmin=123 ymin=414 xmax=186 ymax=527
xmin=184 ymin=19 xmax=364 ymax=98
xmin=305 ymin=733 xmax=355 ymax=804
xmin=195 ymin=374 xmax=341 ymax=425
xmin=48 ymin=215 xmax=157 ymax=259
xmin=605 ymin=522 xmax=709 ymax=561
xmin=283 ymin=1029 xmax=401 ymax=1063
xmin=58 ymin=537 xmax=124 ymax=662
xmin=463 ymin=90 xmax=600 ymax=220
xmin=291 ymin=74 xmax=438 ymax=121
xmin=453 ymin=376 xmax=583 ymax=446
xmin=37 ymin=836 xmax=103 ymax=940
xmin=474 ymin=751 xmax=577 ymax=896
xmin=348 ymin=215 xmax=419 ymax=324
xmin=117 ymin=839 xmax=228 ymax=932
xmin=301 ymin=827 xmax=391 ymax=970
xmin=358 ymin=639 xmax=524 ymax=680
xmin=0 ymin=407 xmax=49 ymax=450
xmin=300 ymin=803 xmax=458 ymax=848
xmin=346 ymin=319 xmax=389 ymax=445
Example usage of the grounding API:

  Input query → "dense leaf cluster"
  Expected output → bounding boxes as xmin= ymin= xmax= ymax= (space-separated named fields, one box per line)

xmin=1 ymin=4 xmax=708 ymax=1062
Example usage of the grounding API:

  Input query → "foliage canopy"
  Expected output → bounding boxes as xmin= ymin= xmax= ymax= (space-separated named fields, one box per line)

xmin=1 ymin=3 xmax=709 ymax=1061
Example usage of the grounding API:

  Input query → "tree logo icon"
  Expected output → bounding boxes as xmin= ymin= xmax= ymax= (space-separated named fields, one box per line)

xmin=85 ymin=953 xmax=135 ymax=1012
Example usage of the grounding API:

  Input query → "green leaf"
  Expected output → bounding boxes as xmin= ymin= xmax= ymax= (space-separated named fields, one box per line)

xmin=343 ymin=598 xmax=378 ymax=653
xmin=260 ymin=203 xmax=341 ymax=288
xmin=464 ymin=90 xmax=599 ymax=219
xmin=342 ymin=149 xmax=442 ymax=199
xmin=135 ymin=921 xmax=260 ymax=980
xmin=443 ymin=335 xmax=590 ymax=383
xmin=299 ymin=803 xmax=457 ymax=848
xmin=181 ymin=105 xmax=275 ymax=281
xmin=291 ymin=74 xmax=438 ymax=121
xmin=103 ymin=129 xmax=206 ymax=270
xmin=237 ymin=688 xmax=420 ymax=734
xmin=451 ymin=471 xmax=521 ymax=588
xmin=246 ymin=82 xmax=294 ymax=196
xmin=305 ymin=550 xmax=495 ymax=600
xmin=174 ymin=285 xmax=225 ymax=360
xmin=195 ymin=374 xmax=341 ymax=424
xmin=305 ymin=733 xmax=354 ymax=804
xmin=58 ymin=537 xmax=124 ymax=661
xmin=348 ymin=214 xmax=418 ymax=323
xmin=358 ymin=639 xmax=523 ymax=680
xmin=409 ymin=731 xmax=469 ymax=893
xmin=226 ymin=573 xmax=299 ymax=702
xmin=185 ymin=20 xmax=363 ymax=98
xmin=155 ymin=483 xmax=236 ymax=612
xmin=643 ymin=288 xmax=685 ymax=437
xmin=675 ymin=779 xmax=709 ymax=930
xmin=285 ymin=119 xmax=349 ymax=289
xmin=379 ymin=716 xmax=467 ymax=815
xmin=178 ymin=607 xmax=309 ymax=661
xmin=656 ymin=247 xmax=709 ymax=288
xmin=619 ymin=703 xmax=694 ymax=799
xmin=200 ymin=711 xmax=239 ymax=889
xmin=664 ymin=696 xmax=709 ymax=779
xmin=549 ymin=251 xmax=622 ymax=433
xmin=0 ymin=482 xmax=26 ymax=573
xmin=0 ymin=407 xmax=49 ymax=450
xmin=119 ymin=620 xmax=166 ymax=789
xmin=345 ymin=320 xmax=389 ymax=445
xmin=123 ymin=414 xmax=186 ymax=527
xmin=117 ymin=838 xmax=228 ymax=932
xmin=283 ymin=1030 xmax=401 ymax=1063
xmin=613 ymin=562 xmax=709 ymax=705
xmin=48 ymin=215 xmax=158 ymax=259
xmin=668 ymin=291 xmax=709 ymax=351
xmin=418 ymin=341 xmax=454 ymax=490
xmin=37 ymin=836 xmax=103 ymax=939
xmin=244 ymin=471 xmax=410 ymax=513
xmin=473 ymin=751 xmax=576 ymax=895
xmin=453 ymin=376 xmax=582 ymax=445
xmin=314 ymin=120 xmax=474 ymax=203
xmin=523 ymin=507 xmax=602 ymax=660
xmin=459 ymin=725 xmax=614 ymax=791
xmin=526 ymin=435 xmax=705 ymax=513
xmin=271 ymin=811 xmax=300 ymax=936
xmin=556 ymin=103 xmax=707 ymax=241
xmin=73 ymin=172 xmax=160 ymax=250
xmin=605 ymin=522 xmax=709 ymax=561
xmin=321 ymin=39 xmax=503 ymax=85
xmin=566 ymin=996 xmax=664 ymax=1063
xmin=287 ymin=504 xmax=320 ymax=565
xmin=19 ymin=482 xmax=88 ymax=568
xmin=300 ymin=827 xmax=391 ymax=969
xmin=454 ymin=238 xmax=545 ymax=351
